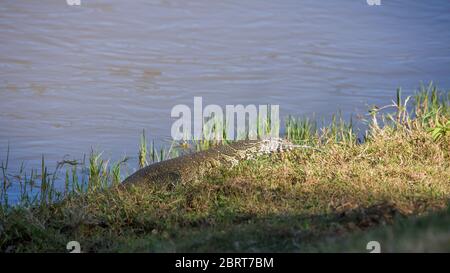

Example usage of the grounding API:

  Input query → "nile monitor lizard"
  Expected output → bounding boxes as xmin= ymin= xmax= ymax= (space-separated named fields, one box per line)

xmin=121 ymin=138 xmax=313 ymax=187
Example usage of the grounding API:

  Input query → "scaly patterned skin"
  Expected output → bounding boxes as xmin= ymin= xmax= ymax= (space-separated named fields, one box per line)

xmin=121 ymin=139 xmax=297 ymax=187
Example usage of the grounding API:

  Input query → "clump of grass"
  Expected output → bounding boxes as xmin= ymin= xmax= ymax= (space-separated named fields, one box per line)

xmin=138 ymin=130 xmax=177 ymax=167
xmin=322 ymin=112 xmax=357 ymax=145
xmin=0 ymin=151 xmax=130 ymax=210
xmin=286 ymin=112 xmax=357 ymax=146
xmin=414 ymin=82 xmax=450 ymax=119
xmin=410 ymin=83 xmax=450 ymax=142
xmin=111 ymin=158 xmax=128 ymax=185
xmin=88 ymin=151 xmax=108 ymax=191
xmin=285 ymin=116 xmax=317 ymax=144
xmin=138 ymin=130 xmax=148 ymax=168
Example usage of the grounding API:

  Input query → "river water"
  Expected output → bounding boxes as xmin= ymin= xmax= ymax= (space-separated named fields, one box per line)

xmin=1 ymin=1 xmax=450 ymax=185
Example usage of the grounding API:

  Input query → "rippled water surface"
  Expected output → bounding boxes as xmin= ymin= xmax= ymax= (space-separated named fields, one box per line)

xmin=1 ymin=0 xmax=450 ymax=173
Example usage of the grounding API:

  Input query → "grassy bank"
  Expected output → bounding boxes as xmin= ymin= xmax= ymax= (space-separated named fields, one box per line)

xmin=0 ymin=84 xmax=449 ymax=252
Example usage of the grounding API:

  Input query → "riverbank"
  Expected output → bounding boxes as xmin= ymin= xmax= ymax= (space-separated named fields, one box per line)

xmin=1 ymin=85 xmax=449 ymax=252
